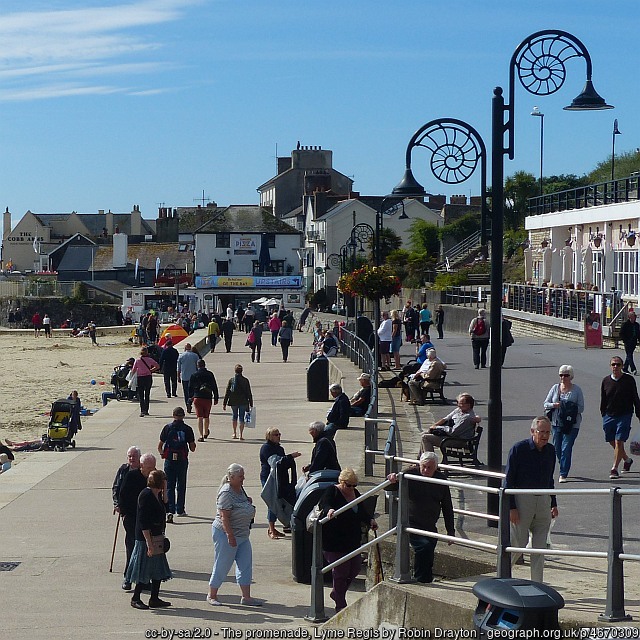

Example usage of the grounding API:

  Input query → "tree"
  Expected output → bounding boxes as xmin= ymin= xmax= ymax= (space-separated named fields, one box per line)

xmin=409 ymin=219 xmax=440 ymax=257
xmin=586 ymin=149 xmax=640 ymax=184
xmin=377 ymin=227 xmax=402 ymax=264
xmin=543 ymin=173 xmax=587 ymax=194
xmin=504 ymin=171 xmax=538 ymax=230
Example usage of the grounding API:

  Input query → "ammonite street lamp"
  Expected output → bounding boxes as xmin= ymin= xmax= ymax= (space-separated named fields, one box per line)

xmin=490 ymin=30 xmax=612 ymax=523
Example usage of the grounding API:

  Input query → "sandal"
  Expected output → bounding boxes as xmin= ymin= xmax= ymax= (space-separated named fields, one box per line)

xmin=197 ymin=437 xmax=205 ymax=442
xmin=204 ymin=430 xmax=210 ymax=438
xmin=232 ymin=434 xmax=238 ymax=439
xmin=268 ymin=530 xmax=279 ymax=540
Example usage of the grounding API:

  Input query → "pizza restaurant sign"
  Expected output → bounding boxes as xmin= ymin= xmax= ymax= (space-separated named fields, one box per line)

xmin=234 ymin=237 xmax=257 ymax=255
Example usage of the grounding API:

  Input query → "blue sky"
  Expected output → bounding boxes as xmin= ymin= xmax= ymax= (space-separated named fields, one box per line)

xmin=0 ymin=0 xmax=637 ymax=228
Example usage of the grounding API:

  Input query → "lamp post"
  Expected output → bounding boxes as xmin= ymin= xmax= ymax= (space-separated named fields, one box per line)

xmin=611 ymin=119 xmax=621 ymax=181
xmin=531 ymin=106 xmax=544 ymax=196
xmin=326 ymin=252 xmax=343 ymax=313
xmin=490 ymin=30 xmax=612 ymax=517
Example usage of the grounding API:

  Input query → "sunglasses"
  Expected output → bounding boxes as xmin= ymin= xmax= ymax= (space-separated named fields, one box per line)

xmin=611 ymin=363 xmax=622 ymax=367
xmin=344 ymin=483 xmax=358 ymax=488
xmin=559 ymin=373 xmax=570 ymax=377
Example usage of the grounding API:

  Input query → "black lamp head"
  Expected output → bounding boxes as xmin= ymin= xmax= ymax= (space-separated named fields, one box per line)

xmin=564 ymin=79 xmax=614 ymax=111
xmin=391 ymin=169 xmax=427 ymax=197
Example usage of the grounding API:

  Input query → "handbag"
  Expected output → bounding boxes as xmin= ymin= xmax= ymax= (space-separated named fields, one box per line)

xmin=306 ymin=504 xmax=322 ymax=532
xmin=150 ymin=534 xmax=170 ymax=556
xmin=244 ymin=406 xmax=256 ymax=428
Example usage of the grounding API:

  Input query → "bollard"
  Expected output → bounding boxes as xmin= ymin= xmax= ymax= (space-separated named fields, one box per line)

xmin=496 ymin=487 xmax=512 ymax=579
xmin=391 ymin=472 xmax=413 ymax=583
xmin=306 ymin=519 xmax=328 ymax=623
xmin=599 ymin=487 xmax=632 ymax=622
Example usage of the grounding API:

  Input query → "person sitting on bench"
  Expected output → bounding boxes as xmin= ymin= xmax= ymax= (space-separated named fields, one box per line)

xmin=420 ymin=393 xmax=480 ymax=454
xmin=408 ymin=349 xmax=446 ymax=406
xmin=349 ymin=374 xmax=372 ymax=417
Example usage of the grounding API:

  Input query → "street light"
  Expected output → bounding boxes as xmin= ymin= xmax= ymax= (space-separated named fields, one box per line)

xmin=490 ymin=30 xmax=612 ymax=519
xmin=392 ymin=118 xmax=489 ymax=256
xmin=531 ymin=106 xmax=544 ymax=196
xmin=611 ymin=119 xmax=622 ymax=181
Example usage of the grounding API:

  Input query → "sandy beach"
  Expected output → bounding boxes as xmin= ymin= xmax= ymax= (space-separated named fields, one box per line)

xmin=0 ymin=332 xmax=144 ymax=445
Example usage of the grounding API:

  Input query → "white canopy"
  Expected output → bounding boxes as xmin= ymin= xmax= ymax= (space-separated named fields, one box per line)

xmin=262 ymin=298 xmax=280 ymax=306
xmin=252 ymin=297 xmax=268 ymax=304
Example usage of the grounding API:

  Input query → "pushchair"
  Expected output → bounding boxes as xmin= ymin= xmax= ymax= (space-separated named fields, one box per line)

xmin=110 ymin=364 xmax=138 ymax=401
xmin=43 ymin=399 xmax=77 ymax=451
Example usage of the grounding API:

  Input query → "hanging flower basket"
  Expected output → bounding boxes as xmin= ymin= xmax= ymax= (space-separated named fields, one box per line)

xmin=337 ymin=265 xmax=402 ymax=301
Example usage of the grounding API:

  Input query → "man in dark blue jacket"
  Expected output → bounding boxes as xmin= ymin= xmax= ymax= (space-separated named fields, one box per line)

xmin=325 ymin=383 xmax=350 ymax=438
xmin=159 ymin=338 xmax=179 ymax=398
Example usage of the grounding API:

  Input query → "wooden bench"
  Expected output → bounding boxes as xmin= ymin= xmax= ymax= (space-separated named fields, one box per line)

xmin=420 ymin=371 xmax=447 ymax=404
xmin=440 ymin=424 xmax=483 ymax=467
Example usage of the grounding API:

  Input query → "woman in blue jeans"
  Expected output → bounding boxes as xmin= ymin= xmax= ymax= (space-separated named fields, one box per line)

xmin=207 ymin=464 xmax=261 ymax=607
xmin=543 ymin=364 xmax=584 ymax=483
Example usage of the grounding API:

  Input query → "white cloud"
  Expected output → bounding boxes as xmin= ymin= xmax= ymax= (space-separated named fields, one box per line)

xmin=0 ymin=0 xmax=200 ymax=101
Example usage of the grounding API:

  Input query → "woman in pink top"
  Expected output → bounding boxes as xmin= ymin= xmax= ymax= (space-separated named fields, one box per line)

xmin=131 ymin=346 xmax=160 ymax=417
xmin=268 ymin=313 xmax=282 ymax=347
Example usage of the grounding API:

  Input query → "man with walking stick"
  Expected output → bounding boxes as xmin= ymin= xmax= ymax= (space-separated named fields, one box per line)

xmin=115 ymin=453 xmax=157 ymax=590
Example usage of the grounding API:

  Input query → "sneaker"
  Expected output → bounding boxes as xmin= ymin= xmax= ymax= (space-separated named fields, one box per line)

xmin=139 ymin=412 xmax=145 ymax=417
xmin=240 ymin=597 xmax=263 ymax=606
xmin=176 ymin=511 xmax=188 ymax=517
xmin=166 ymin=513 xmax=173 ymax=523
xmin=206 ymin=596 xmax=222 ymax=606
xmin=622 ymin=458 xmax=634 ymax=474
xmin=558 ymin=476 xmax=567 ymax=483
xmin=610 ymin=468 xmax=620 ymax=479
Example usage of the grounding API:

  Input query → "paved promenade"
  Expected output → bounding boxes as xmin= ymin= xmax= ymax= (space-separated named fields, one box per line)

xmin=2 ymin=320 xmax=640 ymax=637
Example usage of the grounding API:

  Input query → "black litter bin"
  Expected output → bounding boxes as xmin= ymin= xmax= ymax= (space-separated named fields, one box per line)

xmin=307 ymin=355 xmax=329 ymax=402
xmin=473 ymin=578 xmax=564 ymax=637
xmin=356 ymin=315 xmax=374 ymax=345
xmin=291 ymin=470 xmax=340 ymax=584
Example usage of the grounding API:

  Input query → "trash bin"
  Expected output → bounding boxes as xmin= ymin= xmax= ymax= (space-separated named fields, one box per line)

xmin=307 ymin=355 xmax=329 ymax=402
xmin=291 ymin=470 xmax=340 ymax=584
xmin=356 ymin=315 xmax=374 ymax=344
xmin=473 ymin=578 xmax=564 ymax=637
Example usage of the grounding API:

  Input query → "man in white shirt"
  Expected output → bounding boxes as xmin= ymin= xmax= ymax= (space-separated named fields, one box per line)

xmin=377 ymin=311 xmax=393 ymax=370
xmin=408 ymin=349 xmax=446 ymax=405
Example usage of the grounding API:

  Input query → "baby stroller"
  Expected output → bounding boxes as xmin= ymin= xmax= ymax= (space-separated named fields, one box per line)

xmin=43 ymin=399 xmax=77 ymax=451
xmin=110 ymin=364 xmax=138 ymax=401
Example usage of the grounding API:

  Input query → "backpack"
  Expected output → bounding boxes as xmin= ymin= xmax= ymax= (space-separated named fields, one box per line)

xmin=473 ymin=317 xmax=486 ymax=336
xmin=162 ymin=423 xmax=188 ymax=460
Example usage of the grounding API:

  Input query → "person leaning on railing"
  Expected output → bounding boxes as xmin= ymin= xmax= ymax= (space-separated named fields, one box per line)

xmin=387 ymin=452 xmax=454 ymax=584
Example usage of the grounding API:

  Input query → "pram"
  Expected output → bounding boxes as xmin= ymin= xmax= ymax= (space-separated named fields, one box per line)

xmin=110 ymin=364 xmax=138 ymax=401
xmin=43 ymin=399 xmax=77 ymax=451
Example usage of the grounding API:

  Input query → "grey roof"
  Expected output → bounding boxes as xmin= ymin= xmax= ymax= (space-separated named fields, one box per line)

xmin=57 ymin=242 xmax=187 ymax=273
xmin=85 ymin=280 xmax=129 ymax=299
xmin=281 ymin=205 xmax=303 ymax=220
xmin=29 ymin=211 xmax=154 ymax=236
xmin=194 ymin=206 xmax=302 ymax=235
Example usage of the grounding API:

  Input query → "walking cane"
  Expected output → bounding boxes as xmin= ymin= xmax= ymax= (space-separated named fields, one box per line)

xmin=109 ymin=514 xmax=121 ymax=573
xmin=373 ymin=529 xmax=384 ymax=584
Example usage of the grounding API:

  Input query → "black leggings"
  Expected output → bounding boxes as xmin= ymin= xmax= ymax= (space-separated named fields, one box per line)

xmin=133 ymin=578 xmax=160 ymax=600
xmin=137 ymin=376 xmax=153 ymax=413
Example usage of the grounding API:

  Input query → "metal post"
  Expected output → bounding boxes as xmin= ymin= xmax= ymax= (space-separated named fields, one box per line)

xmin=600 ymin=487 xmax=632 ymax=622
xmin=391 ymin=473 xmax=413 ymax=583
xmin=306 ymin=519 xmax=328 ymax=623
xmin=364 ymin=420 xmax=375 ymax=477
xmin=487 ymin=87 xmax=505 ymax=522
xmin=496 ymin=488 xmax=512 ymax=578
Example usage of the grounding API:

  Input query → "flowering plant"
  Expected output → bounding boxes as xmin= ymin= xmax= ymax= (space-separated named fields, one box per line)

xmin=338 ymin=265 xmax=402 ymax=301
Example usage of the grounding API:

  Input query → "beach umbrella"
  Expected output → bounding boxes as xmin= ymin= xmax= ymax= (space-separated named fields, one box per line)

xmin=252 ymin=297 xmax=268 ymax=304
xmin=582 ymin=246 xmax=593 ymax=285
xmin=562 ymin=246 xmax=574 ymax=284
xmin=155 ymin=257 xmax=161 ymax=279
xmin=134 ymin=258 xmax=139 ymax=280
xmin=524 ymin=247 xmax=533 ymax=282
xmin=158 ymin=324 xmax=189 ymax=346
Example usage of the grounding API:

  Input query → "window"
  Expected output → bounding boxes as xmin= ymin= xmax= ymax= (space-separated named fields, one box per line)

xmin=613 ymin=250 xmax=639 ymax=296
xmin=252 ymin=260 xmax=284 ymax=275
xmin=216 ymin=261 xmax=229 ymax=276
xmin=216 ymin=233 xmax=230 ymax=248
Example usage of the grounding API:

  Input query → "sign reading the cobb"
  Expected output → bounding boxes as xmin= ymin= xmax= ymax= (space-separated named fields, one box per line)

xmin=234 ymin=237 xmax=257 ymax=255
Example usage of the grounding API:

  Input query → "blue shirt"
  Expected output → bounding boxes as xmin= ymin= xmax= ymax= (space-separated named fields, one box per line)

xmin=416 ymin=341 xmax=435 ymax=364
xmin=504 ymin=438 xmax=557 ymax=510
